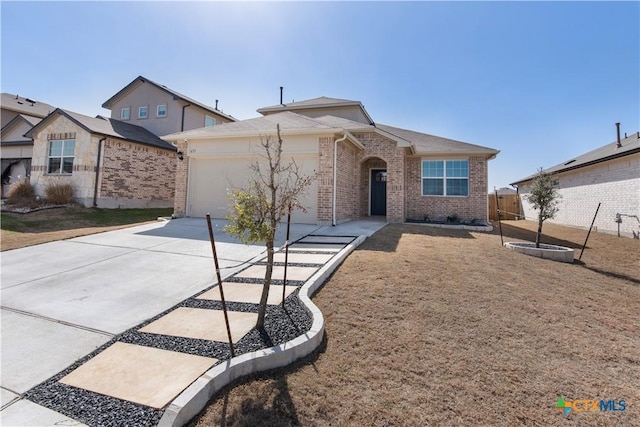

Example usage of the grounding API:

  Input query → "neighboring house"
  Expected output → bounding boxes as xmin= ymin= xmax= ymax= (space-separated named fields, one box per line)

xmin=27 ymin=108 xmax=177 ymax=208
xmin=102 ymin=76 xmax=236 ymax=137
xmin=1 ymin=93 xmax=56 ymax=195
xmin=511 ymin=130 xmax=640 ymax=237
xmin=163 ymin=96 xmax=499 ymax=225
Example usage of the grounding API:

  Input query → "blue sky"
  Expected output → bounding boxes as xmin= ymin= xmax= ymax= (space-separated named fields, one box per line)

xmin=2 ymin=1 xmax=638 ymax=190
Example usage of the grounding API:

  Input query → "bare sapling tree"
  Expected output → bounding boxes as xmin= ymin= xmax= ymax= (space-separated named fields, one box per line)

xmin=225 ymin=124 xmax=314 ymax=330
xmin=525 ymin=168 xmax=561 ymax=248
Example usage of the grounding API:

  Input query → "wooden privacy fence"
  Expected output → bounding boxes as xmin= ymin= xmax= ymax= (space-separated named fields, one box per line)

xmin=489 ymin=193 xmax=522 ymax=221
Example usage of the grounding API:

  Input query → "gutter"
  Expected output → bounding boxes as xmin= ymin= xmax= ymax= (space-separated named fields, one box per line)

xmin=332 ymin=133 xmax=349 ymax=226
xmin=181 ymin=103 xmax=191 ymax=131
xmin=93 ymin=137 xmax=106 ymax=207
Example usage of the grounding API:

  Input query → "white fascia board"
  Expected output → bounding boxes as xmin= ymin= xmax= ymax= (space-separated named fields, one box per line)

xmin=169 ymin=128 xmax=340 ymax=142
xmin=412 ymin=151 xmax=498 ymax=158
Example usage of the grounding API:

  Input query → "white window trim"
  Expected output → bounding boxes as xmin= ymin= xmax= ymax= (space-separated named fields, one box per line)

xmin=121 ymin=107 xmax=130 ymax=120
xmin=47 ymin=139 xmax=75 ymax=175
xmin=205 ymin=115 xmax=216 ymax=127
xmin=156 ymin=104 xmax=167 ymax=118
xmin=138 ymin=106 xmax=148 ymax=119
xmin=421 ymin=159 xmax=470 ymax=197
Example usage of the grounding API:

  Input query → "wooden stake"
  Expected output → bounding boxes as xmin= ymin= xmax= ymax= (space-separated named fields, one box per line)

xmin=206 ymin=214 xmax=235 ymax=358
xmin=282 ymin=205 xmax=292 ymax=308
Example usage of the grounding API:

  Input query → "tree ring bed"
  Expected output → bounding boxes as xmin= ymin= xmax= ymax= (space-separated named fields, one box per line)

xmin=504 ymin=242 xmax=574 ymax=263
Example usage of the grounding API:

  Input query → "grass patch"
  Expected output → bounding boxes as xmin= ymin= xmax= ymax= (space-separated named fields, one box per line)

xmin=1 ymin=206 xmax=173 ymax=250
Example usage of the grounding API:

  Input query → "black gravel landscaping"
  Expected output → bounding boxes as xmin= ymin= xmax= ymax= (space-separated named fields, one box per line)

xmin=25 ymin=290 xmax=313 ymax=426
xmin=23 ymin=248 xmax=334 ymax=427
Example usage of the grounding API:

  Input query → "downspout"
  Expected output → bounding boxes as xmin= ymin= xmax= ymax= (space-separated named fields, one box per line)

xmin=93 ymin=137 xmax=106 ymax=207
xmin=332 ymin=133 xmax=349 ymax=226
xmin=181 ymin=103 xmax=191 ymax=131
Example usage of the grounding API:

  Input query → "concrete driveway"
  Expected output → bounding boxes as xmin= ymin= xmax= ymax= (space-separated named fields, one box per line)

xmin=1 ymin=217 xmax=320 ymax=419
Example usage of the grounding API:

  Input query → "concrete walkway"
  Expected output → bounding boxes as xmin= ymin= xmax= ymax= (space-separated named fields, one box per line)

xmin=1 ymin=217 xmax=386 ymax=426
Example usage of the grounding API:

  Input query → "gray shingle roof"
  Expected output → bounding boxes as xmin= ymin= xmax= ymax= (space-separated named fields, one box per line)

xmin=163 ymin=111 xmax=336 ymax=140
xmin=101 ymin=76 xmax=236 ymax=122
xmin=258 ymin=96 xmax=362 ymax=111
xmin=257 ymin=96 xmax=375 ymax=125
xmin=164 ymin=110 xmax=500 ymax=157
xmin=1 ymin=93 xmax=56 ymax=118
xmin=28 ymin=109 xmax=176 ymax=151
xmin=376 ymin=124 xmax=499 ymax=156
xmin=511 ymin=131 xmax=640 ymax=185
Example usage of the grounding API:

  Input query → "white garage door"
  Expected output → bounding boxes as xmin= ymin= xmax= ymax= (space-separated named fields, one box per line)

xmin=188 ymin=156 xmax=319 ymax=224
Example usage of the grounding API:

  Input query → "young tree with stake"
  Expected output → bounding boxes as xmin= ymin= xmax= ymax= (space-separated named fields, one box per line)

xmin=525 ymin=168 xmax=561 ymax=248
xmin=225 ymin=124 xmax=314 ymax=330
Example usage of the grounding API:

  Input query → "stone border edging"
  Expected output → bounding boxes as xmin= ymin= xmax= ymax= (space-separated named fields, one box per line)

xmin=504 ymin=241 xmax=574 ymax=263
xmin=158 ymin=235 xmax=367 ymax=427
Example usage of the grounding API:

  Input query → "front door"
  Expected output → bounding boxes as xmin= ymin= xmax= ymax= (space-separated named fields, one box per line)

xmin=370 ymin=169 xmax=387 ymax=216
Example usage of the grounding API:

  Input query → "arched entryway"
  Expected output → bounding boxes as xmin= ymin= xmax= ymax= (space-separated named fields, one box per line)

xmin=360 ymin=157 xmax=388 ymax=217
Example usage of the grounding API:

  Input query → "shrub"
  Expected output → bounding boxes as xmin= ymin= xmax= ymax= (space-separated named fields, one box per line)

xmin=6 ymin=178 xmax=35 ymax=204
xmin=45 ymin=181 xmax=75 ymax=204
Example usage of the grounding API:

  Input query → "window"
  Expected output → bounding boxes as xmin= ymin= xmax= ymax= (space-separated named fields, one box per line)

xmin=157 ymin=105 xmax=167 ymax=117
xmin=138 ymin=106 xmax=148 ymax=119
xmin=121 ymin=107 xmax=130 ymax=120
xmin=422 ymin=160 xmax=469 ymax=196
xmin=205 ymin=115 xmax=216 ymax=127
xmin=48 ymin=139 xmax=75 ymax=174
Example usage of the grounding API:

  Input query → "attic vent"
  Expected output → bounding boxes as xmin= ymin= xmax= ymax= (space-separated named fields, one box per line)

xmin=564 ymin=160 xmax=576 ymax=165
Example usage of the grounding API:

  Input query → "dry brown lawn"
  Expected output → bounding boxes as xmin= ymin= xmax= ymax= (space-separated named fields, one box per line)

xmin=191 ymin=220 xmax=640 ymax=427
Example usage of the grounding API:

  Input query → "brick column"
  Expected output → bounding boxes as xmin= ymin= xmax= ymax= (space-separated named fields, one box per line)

xmin=173 ymin=141 xmax=189 ymax=217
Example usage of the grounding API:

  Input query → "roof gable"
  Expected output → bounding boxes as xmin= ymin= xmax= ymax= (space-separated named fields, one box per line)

xmin=511 ymin=131 xmax=640 ymax=185
xmin=101 ymin=76 xmax=236 ymax=122
xmin=0 ymin=114 xmax=40 ymax=144
xmin=257 ymin=96 xmax=375 ymax=125
xmin=28 ymin=108 xmax=176 ymax=151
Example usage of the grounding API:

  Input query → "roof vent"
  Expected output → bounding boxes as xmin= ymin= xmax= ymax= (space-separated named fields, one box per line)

xmin=25 ymin=98 xmax=35 ymax=105
xmin=280 ymin=86 xmax=284 ymax=105
xmin=615 ymin=122 xmax=622 ymax=148
xmin=215 ymin=99 xmax=219 ymax=110
xmin=564 ymin=159 xmax=576 ymax=165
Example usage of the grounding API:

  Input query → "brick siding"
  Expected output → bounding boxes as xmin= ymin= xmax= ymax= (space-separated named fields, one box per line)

xmin=404 ymin=155 xmax=489 ymax=222
xmin=173 ymin=140 xmax=189 ymax=216
xmin=100 ymin=139 xmax=176 ymax=204
xmin=352 ymin=132 xmax=406 ymax=223
xmin=519 ymin=154 xmax=640 ymax=237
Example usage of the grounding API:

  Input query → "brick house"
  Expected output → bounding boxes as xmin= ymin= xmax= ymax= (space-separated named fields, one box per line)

xmin=27 ymin=109 xmax=177 ymax=208
xmin=512 ymin=129 xmax=640 ymax=237
xmin=163 ymin=97 xmax=499 ymax=225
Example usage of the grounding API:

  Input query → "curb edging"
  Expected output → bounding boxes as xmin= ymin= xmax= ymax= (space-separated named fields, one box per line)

xmin=158 ymin=235 xmax=367 ymax=427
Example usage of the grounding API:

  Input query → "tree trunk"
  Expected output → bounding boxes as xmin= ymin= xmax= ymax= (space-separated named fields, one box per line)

xmin=536 ymin=213 xmax=544 ymax=248
xmin=256 ymin=239 xmax=273 ymax=330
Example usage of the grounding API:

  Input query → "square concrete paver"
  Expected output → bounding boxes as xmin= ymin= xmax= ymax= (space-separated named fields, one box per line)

xmin=235 ymin=265 xmax=317 ymax=282
xmin=139 ymin=307 xmax=257 ymax=343
xmin=59 ymin=342 xmax=216 ymax=409
xmin=273 ymin=252 xmax=334 ymax=264
xmin=298 ymin=235 xmax=354 ymax=244
xmin=287 ymin=243 xmax=345 ymax=252
xmin=197 ymin=282 xmax=297 ymax=305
